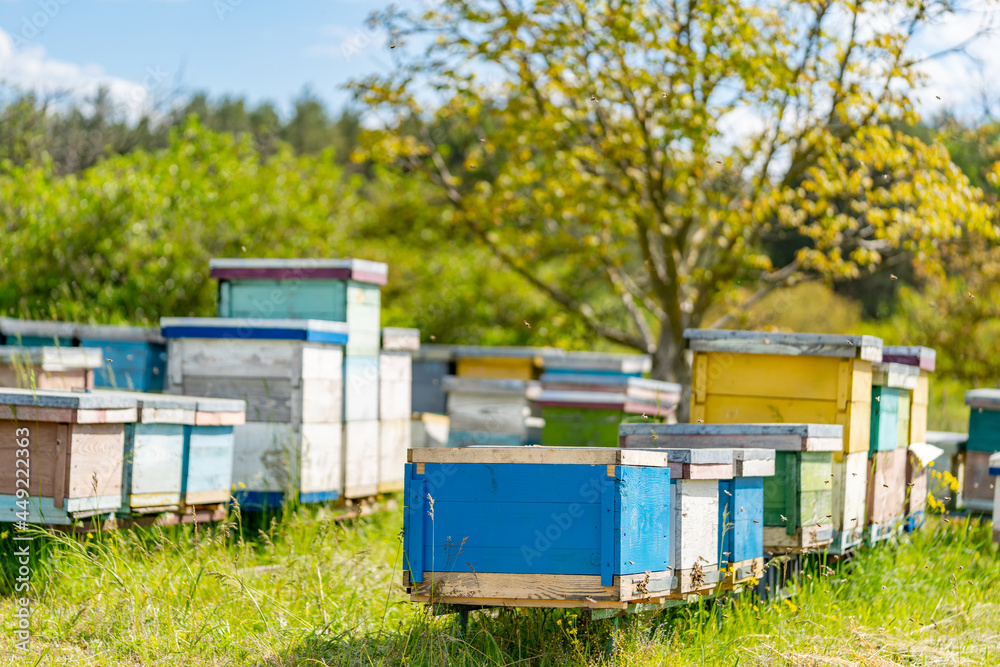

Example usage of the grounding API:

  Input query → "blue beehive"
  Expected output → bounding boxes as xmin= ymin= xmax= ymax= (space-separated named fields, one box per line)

xmin=404 ymin=447 xmax=673 ymax=610
xmin=77 ymin=324 xmax=168 ymax=392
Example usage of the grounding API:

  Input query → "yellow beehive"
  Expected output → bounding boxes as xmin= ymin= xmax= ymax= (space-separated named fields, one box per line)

xmin=452 ymin=346 xmax=559 ymax=380
xmin=685 ymin=329 xmax=883 ymax=554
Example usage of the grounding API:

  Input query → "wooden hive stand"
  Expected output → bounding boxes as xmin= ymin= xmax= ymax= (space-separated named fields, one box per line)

xmin=964 ymin=389 xmax=1000 ymax=513
xmin=620 ymin=423 xmax=839 ymax=555
xmin=684 ymin=329 xmax=881 ymax=554
xmin=162 ymin=317 xmax=348 ymax=509
xmin=0 ymin=388 xmax=138 ymax=525
xmin=403 ymin=447 xmax=675 ymax=611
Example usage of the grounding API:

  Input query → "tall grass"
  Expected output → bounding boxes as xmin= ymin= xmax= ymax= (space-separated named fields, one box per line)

xmin=1 ymin=504 xmax=999 ymax=666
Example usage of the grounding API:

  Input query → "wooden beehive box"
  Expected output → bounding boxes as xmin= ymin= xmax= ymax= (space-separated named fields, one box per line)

xmin=883 ymin=346 xmax=935 ymax=446
xmin=865 ymin=448 xmax=907 ymax=542
xmin=0 ymin=389 xmax=138 ymax=525
xmin=183 ymin=396 xmax=246 ymax=508
xmin=539 ymin=376 xmax=681 ymax=447
xmin=210 ymin=257 xmax=386 ymax=358
xmin=0 ymin=318 xmax=77 ymax=347
xmin=379 ymin=328 xmax=418 ymax=493
xmin=541 ymin=352 xmax=652 ymax=377
xmin=963 ymin=389 xmax=1000 ymax=512
xmin=101 ymin=391 xmax=198 ymax=514
xmin=685 ymin=329 xmax=879 ymax=554
xmin=720 ymin=449 xmax=775 ymax=587
xmin=443 ymin=376 xmax=542 ymax=447
xmin=404 ymin=447 xmax=673 ymax=610
xmin=453 ymin=345 xmax=563 ymax=381
xmin=411 ymin=346 xmax=454 ymax=415
xmin=77 ymin=323 xmax=168 ymax=392
xmin=619 ymin=423 xmax=840 ymax=553
xmin=0 ymin=346 xmax=102 ymax=391
xmin=991 ymin=453 xmax=1000 ymax=541
xmin=162 ymin=318 xmax=347 ymax=508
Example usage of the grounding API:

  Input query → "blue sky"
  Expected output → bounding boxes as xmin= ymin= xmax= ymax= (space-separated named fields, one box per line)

xmin=0 ymin=0 xmax=997 ymax=121
xmin=0 ymin=0 xmax=409 ymax=116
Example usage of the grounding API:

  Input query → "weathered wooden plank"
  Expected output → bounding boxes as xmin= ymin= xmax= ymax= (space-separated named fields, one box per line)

xmin=619 ymin=423 xmax=842 ymax=451
xmin=231 ymin=422 xmax=299 ymax=494
xmin=538 ymin=391 xmax=678 ymax=417
xmin=0 ymin=387 xmax=137 ymax=413
xmin=183 ymin=376 xmax=296 ymax=423
xmin=446 ymin=390 xmax=533 ymax=435
xmin=381 ymin=328 xmax=420 ymax=351
xmin=0 ymin=365 xmax=92 ymax=391
xmin=882 ymin=345 xmax=936 ymax=371
xmin=161 ymin=317 xmax=350 ymax=346
xmin=672 ymin=478 xmax=720 ymax=593
xmin=617 ymin=466 xmax=672 ymax=575
xmin=541 ymin=352 xmax=652 ymax=375
xmin=866 ymin=449 xmax=907 ymax=526
xmin=67 ymin=423 xmax=126 ymax=499
xmin=124 ymin=423 xmax=185 ymax=507
xmin=343 ymin=420 xmax=379 ymax=499
xmin=209 ymin=256 xmax=389 ymax=284
xmin=0 ymin=317 xmax=79 ymax=341
xmin=684 ymin=329 xmax=883 ymax=361
xmin=301 ymin=422 xmax=342 ymax=497
xmin=344 ymin=356 xmax=380 ymax=422
xmin=411 ymin=412 xmax=450 ymax=448
xmin=170 ymin=338 xmax=298 ymax=380
xmin=830 ymin=450 xmax=867 ymax=550
xmin=182 ymin=425 xmax=235 ymax=503
xmin=409 ymin=447 xmax=676 ymax=467
xmin=872 ymin=362 xmax=920 ymax=390
xmin=446 ymin=430 xmax=525 ymax=447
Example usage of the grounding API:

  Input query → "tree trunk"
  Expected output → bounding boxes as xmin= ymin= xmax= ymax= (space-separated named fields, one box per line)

xmin=651 ymin=323 xmax=692 ymax=423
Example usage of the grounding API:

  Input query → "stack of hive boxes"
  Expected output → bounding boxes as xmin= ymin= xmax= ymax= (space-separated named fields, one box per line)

xmin=441 ymin=346 xmax=559 ymax=447
xmin=539 ymin=352 xmax=681 ymax=446
xmin=379 ymin=328 xmax=419 ymax=493
xmin=964 ymin=389 xmax=1000 ymax=512
xmin=162 ymin=318 xmax=349 ymax=507
xmin=684 ymin=329 xmax=881 ymax=555
xmin=882 ymin=345 xmax=938 ymax=528
xmin=866 ymin=359 xmax=919 ymax=542
xmin=0 ymin=318 xmax=168 ymax=391
xmin=0 ymin=345 xmax=102 ymax=390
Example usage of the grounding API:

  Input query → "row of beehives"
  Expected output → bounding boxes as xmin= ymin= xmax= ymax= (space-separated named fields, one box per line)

xmin=410 ymin=346 xmax=683 ymax=448
xmin=402 ymin=420 xmax=922 ymax=611
xmin=0 ymin=387 xmax=245 ymax=526
xmin=404 ymin=422 xmax=1000 ymax=612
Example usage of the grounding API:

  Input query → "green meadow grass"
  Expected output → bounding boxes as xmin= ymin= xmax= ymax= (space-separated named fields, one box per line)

xmin=1 ymin=503 xmax=999 ymax=666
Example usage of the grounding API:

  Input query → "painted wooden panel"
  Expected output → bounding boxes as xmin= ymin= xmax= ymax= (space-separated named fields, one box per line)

xmin=343 ymin=420 xmax=379 ymax=499
xmin=344 ymin=356 xmax=380 ymax=422
xmin=382 ymin=328 xmax=420 ymax=351
xmin=866 ymin=448 xmax=907 ymax=527
xmin=882 ymin=345 xmax=936 ymax=371
xmin=379 ymin=418 xmax=409 ymax=492
xmin=301 ymin=422 xmax=342 ymax=498
xmin=171 ymin=338 xmax=300 ymax=380
xmin=81 ymin=340 xmax=167 ymax=392
xmin=209 ymin=257 xmax=388 ymax=284
xmin=456 ymin=357 xmax=537 ymax=380
xmin=0 ymin=421 xmax=61 ymax=498
xmin=906 ymin=449 xmax=928 ymax=517
xmin=964 ymin=450 xmax=995 ymax=509
xmin=380 ymin=352 xmax=412 ymax=421
xmin=542 ymin=352 xmax=652 ymax=375
xmin=161 ymin=318 xmax=349 ymax=346
xmin=300 ymin=378 xmax=342 ymax=424
xmin=182 ymin=425 xmax=235 ymax=504
xmin=968 ymin=409 xmax=1000 ymax=452
xmin=226 ymin=279 xmax=346 ymax=320
xmin=910 ymin=373 xmax=929 ymax=445
xmin=345 ymin=282 xmax=382 ymax=357
xmin=719 ymin=477 xmax=764 ymax=565
xmin=672 ymin=478 xmax=720 ymax=593
xmin=447 ymin=394 xmax=531 ymax=435
xmin=412 ymin=360 xmax=450 ymax=415
xmin=411 ymin=412 xmax=450 ymax=448
xmin=231 ymin=422 xmax=299 ymax=494
xmin=870 ymin=386 xmax=902 ymax=453
xmin=619 ymin=423 xmax=842 ymax=451
xmin=830 ymin=451 xmax=868 ymax=551
xmin=897 ymin=393 xmax=911 ymax=450
xmin=542 ymin=406 xmax=624 ymax=448
xmin=404 ymin=458 xmax=671 ymax=599
xmin=0 ymin=365 xmax=92 ymax=391
xmin=123 ymin=423 xmax=184 ymax=510
xmin=67 ymin=424 xmax=126 ymax=500
xmin=183 ymin=376 xmax=296 ymax=423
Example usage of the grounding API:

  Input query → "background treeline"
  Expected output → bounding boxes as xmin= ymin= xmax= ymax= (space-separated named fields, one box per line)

xmin=0 ymin=86 xmax=998 ymax=406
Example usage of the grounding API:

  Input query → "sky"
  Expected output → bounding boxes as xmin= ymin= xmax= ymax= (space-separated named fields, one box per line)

xmin=0 ymin=0 xmax=997 ymax=123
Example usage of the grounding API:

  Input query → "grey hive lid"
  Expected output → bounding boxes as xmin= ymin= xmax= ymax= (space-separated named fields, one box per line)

xmin=381 ymin=327 xmax=420 ymax=351
xmin=0 ymin=317 xmax=78 ymax=339
xmin=76 ymin=323 xmax=165 ymax=344
xmin=91 ymin=390 xmax=198 ymax=411
xmin=966 ymin=389 xmax=1000 ymax=410
xmin=542 ymin=351 xmax=652 ymax=374
xmin=659 ymin=448 xmax=734 ymax=465
xmin=872 ymin=362 xmax=920 ymax=389
xmin=194 ymin=396 xmax=246 ymax=413
xmin=0 ymin=346 xmax=103 ymax=370
xmin=442 ymin=375 xmax=540 ymax=397
xmin=209 ymin=257 xmax=388 ymax=274
xmin=684 ymin=329 xmax=883 ymax=362
xmin=618 ymin=423 xmax=843 ymax=438
xmin=0 ymin=388 xmax=138 ymax=410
